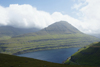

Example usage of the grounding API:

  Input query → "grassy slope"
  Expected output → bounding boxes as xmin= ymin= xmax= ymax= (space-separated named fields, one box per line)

xmin=65 ymin=42 xmax=100 ymax=66
xmin=0 ymin=33 xmax=99 ymax=55
xmin=0 ymin=53 xmax=95 ymax=67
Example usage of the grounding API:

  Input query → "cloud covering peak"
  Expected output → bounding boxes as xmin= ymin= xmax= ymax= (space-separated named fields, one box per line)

xmin=0 ymin=2 xmax=100 ymax=34
xmin=0 ymin=4 xmax=80 ymax=29
xmin=0 ymin=4 xmax=55 ymax=28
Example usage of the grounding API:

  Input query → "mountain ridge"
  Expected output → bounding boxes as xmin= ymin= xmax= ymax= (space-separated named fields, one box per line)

xmin=0 ymin=21 xmax=99 ymax=55
xmin=0 ymin=26 xmax=40 ymax=40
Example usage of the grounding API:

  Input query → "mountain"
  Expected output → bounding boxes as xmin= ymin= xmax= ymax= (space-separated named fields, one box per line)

xmin=39 ymin=21 xmax=80 ymax=34
xmin=0 ymin=21 xmax=99 ymax=55
xmin=0 ymin=26 xmax=40 ymax=40
xmin=64 ymin=42 xmax=100 ymax=66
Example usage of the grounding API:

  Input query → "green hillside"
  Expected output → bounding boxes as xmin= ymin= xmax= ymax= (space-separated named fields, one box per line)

xmin=64 ymin=42 xmax=100 ymax=66
xmin=0 ymin=21 xmax=99 ymax=55
xmin=0 ymin=53 xmax=94 ymax=67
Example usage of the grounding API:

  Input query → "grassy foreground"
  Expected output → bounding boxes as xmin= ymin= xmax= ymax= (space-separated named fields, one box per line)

xmin=0 ymin=53 xmax=95 ymax=67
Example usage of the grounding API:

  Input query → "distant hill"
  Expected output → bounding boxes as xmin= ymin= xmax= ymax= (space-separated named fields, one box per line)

xmin=0 ymin=26 xmax=40 ymax=40
xmin=64 ymin=42 xmax=100 ymax=66
xmin=0 ymin=21 xmax=99 ymax=55
xmin=87 ymin=33 xmax=100 ymax=39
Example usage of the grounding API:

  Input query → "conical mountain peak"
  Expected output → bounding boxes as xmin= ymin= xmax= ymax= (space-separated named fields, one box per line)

xmin=41 ymin=21 xmax=81 ymax=34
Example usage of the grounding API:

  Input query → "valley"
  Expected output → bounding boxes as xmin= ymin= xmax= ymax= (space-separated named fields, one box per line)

xmin=0 ymin=21 xmax=99 ymax=67
xmin=0 ymin=21 xmax=99 ymax=55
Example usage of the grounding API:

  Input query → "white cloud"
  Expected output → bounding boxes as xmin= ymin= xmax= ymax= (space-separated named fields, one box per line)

xmin=0 ymin=4 xmax=55 ymax=28
xmin=0 ymin=6 xmax=9 ymax=25
xmin=1 ymin=3 xmax=100 ymax=34
xmin=72 ymin=3 xmax=83 ymax=10
xmin=72 ymin=0 xmax=87 ymax=10
xmin=0 ymin=4 xmax=82 ymax=30
xmin=51 ymin=12 xmax=82 ymax=28
xmin=72 ymin=0 xmax=100 ymax=34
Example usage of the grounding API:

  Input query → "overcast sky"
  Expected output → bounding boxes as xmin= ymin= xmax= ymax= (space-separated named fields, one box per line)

xmin=0 ymin=0 xmax=100 ymax=34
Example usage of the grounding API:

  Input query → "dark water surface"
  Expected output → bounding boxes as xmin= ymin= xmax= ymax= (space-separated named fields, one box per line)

xmin=17 ymin=47 xmax=81 ymax=63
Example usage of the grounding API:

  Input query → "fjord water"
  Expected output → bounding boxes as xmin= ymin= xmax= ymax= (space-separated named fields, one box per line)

xmin=17 ymin=47 xmax=81 ymax=63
